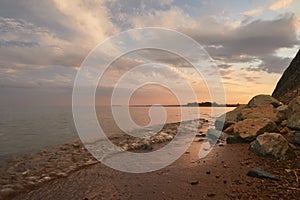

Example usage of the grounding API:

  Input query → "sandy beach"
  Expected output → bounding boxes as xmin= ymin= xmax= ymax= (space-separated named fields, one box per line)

xmin=0 ymin=119 xmax=299 ymax=200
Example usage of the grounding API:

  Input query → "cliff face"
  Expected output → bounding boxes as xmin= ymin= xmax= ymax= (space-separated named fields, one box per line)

xmin=272 ymin=49 xmax=300 ymax=104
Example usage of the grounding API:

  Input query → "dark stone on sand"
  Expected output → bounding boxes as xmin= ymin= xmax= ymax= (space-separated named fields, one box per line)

xmin=72 ymin=143 xmax=80 ymax=148
xmin=195 ymin=133 xmax=206 ymax=137
xmin=207 ymin=193 xmax=216 ymax=197
xmin=246 ymin=167 xmax=281 ymax=181
xmin=139 ymin=144 xmax=153 ymax=151
xmin=226 ymin=135 xmax=247 ymax=144
xmin=189 ymin=180 xmax=199 ymax=185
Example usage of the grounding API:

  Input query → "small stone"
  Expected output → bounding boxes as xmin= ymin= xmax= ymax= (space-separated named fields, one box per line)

xmin=72 ymin=143 xmax=80 ymax=148
xmin=196 ymin=133 xmax=206 ymax=137
xmin=56 ymin=172 xmax=68 ymax=177
xmin=189 ymin=180 xmax=199 ymax=185
xmin=0 ymin=188 xmax=15 ymax=198
xmin=247 ymin=167 xmax=281 ymax=181
xmin=207 ymin=193 xmax=216 ymax=197
xmin=42 ymin=176 xmax=52 ymax=181
xmin=206 ymin=171 xmax=211 ymax=175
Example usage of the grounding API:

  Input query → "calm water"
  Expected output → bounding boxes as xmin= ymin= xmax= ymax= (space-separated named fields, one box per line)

xmin=0 ymin=106 xmax=233 ymax=159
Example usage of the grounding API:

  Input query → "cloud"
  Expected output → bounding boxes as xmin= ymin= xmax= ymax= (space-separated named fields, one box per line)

xmin=52 ymin=0 xmax=119 ymax=45
xmin=257 ymin=54 xmax=292 ymax=73
xmin=0 ymin=16 xmax=85 ymax=67
xmin=269 ymin=0 xmax=293 ymax=10
xmin=131 ymin=7 xmax=300 ymax=73
xmin=243 ymin=7 xmax=264 ymax=16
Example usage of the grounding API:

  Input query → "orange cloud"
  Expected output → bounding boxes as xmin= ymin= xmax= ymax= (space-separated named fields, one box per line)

xmin=269 ymin=0 xmax=293 ymax=10
xmin=243 ymin=7 xmax=264 ymax=16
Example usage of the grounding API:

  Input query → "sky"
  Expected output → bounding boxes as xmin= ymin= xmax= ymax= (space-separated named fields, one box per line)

xmin=0 ymin=0 xmax=300 ymax=106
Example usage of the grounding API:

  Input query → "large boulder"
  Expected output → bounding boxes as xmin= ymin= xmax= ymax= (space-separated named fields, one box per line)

xmin=272 ymin=50 xmax=300 ymax=104
xmin=248 ymin=94 xmax=282 ymax=108
xmin=239 ymin=104 xmax=280 ymax=123
xmin=214 ymin=105 xmax=246 ymax=130
xmin=233 ymin=118 xmax=279 ymax=141
xmin=249 ymin=133 xmax=296 ymax=160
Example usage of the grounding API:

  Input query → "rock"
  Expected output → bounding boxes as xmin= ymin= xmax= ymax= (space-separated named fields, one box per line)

xmin=233 ymin=118 xmax=279 ymax=142
xmin=276 ymin=105 xmax=288 ymax=121
xmin=226 ymin=135 xmax=246 ymax=144
xmin=0 ymin=188 xmax=15 ymax=198
xmin=272 ymin=49 xmax=300 ymax=104
xmin=280 ymin=126 xmax=290 ymax=134
xmin=215 ymin=105 xmax=246 ymax=130
xmin=280 ymin=119 xmax=288 ymax=127
xmin=72 ymin=143 xmax=81 ymax=148
xmin=295 ymin=132 xmax=300 ymax=146
xmin=287 ymin=113 xmax=300 ymax=130
xmin=139 ymin=143 xmax=153 ymax=151
xmin=56 ymin=172 xmax=68 ymax=177
xmin=240 ymin=104 xmax=280 ymax=123
xmin=249 ymin=133 xmax=296 ymax=160
xmin=223 ymin=125 xmax=234 ymax=135
xmin=195 ymin=133 xmax=206 ymax=137
xmin=248 ymin=94 xmax=282 ymax=108
xmin=189 ymin=180 xmax=199 ymax=185
xmin=246 ymin=167 xmax=281 ymax=181
xmin=287 ymin=96 xmax=300 ymax=116
xmin=207 ymin=193 xmax=216 ymax=197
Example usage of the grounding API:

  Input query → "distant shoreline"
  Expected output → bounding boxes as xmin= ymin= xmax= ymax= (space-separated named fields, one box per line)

xmin=128 ymin=104 xmax=241 ymax=108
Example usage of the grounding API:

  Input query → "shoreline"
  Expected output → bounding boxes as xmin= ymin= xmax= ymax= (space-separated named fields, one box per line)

xmin=0 ymin=118 xmax=209 ymax=199
xmin=11 ymin=134 xmax=300 ymax=200
xmin=1 ymin=116 xmax=299 ymax=199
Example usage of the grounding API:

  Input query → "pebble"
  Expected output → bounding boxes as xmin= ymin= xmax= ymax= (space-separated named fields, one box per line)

xmin=207 ymin=193 xmax=216 ymax=197
xmin=0 ymin=188 xmax=15 ymax=198
xmin=189 ymin=180 xmax=199 ymax=185
xmin=72 ymin=143 xmax=81 ymax=148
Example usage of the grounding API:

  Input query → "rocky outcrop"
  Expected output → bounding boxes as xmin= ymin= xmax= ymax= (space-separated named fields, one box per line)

xmin=232 ymin=118 xmax=279 ymax=142
xmin=272 ymin=50 xmax=300 ymax=104
xmin=249 ymin=133 xmax=296 ymax=160
xmin=217 ymin=93 xmax=298 ymax=160
xmin=287 ymin=96 xmax=300 ymax=116
xmin=287 ymin=114 xmax=300 ymax=131
xmin=240 ymin=104 xmax=279 ymax=123
xmin=248 ymin=94 xmax=282 ymax=108
xmin=287 ymin=97 xmax=300 ymax=130
xmin=215 ymin=95 xmax=281 ymax=131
